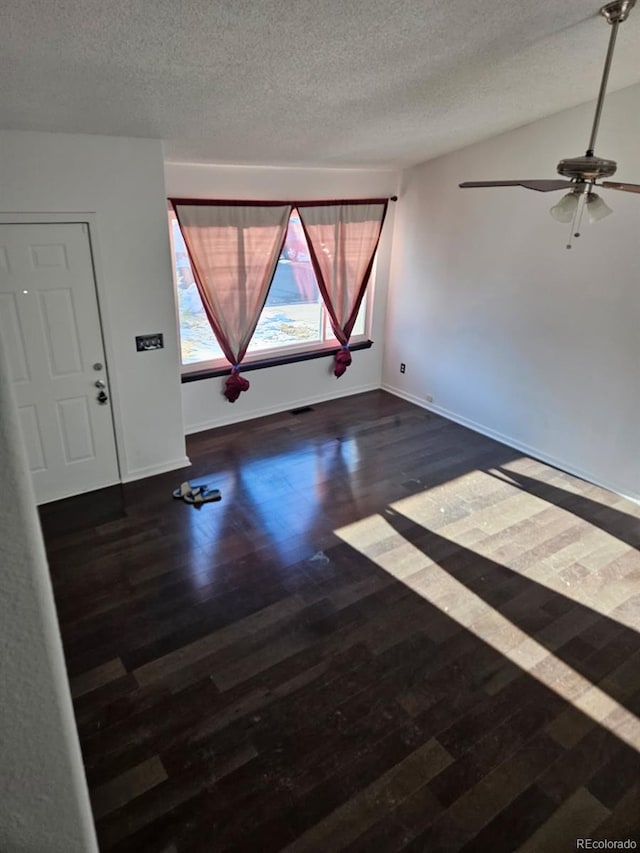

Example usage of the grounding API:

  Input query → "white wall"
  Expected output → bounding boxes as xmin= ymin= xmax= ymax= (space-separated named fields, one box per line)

xmin=165 ymin=162 xmax=399 ymax=432
xmin=384 ymin=83 xmax=640 ymax=500
xmin=0 ymin=325 xmax=98 ymax=852
xmin=0 ymin=130 xmax=188 ymax=482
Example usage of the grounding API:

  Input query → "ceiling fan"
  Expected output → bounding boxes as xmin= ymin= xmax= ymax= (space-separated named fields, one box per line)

xmin=459 ymin=0 xmax=639 ymax=248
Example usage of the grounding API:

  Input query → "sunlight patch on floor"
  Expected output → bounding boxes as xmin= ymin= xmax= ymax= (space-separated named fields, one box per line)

xmin=335 ymin=510 xmax=640 ymax=753
xmin=391 ymin=462 xmax=640 ymax=631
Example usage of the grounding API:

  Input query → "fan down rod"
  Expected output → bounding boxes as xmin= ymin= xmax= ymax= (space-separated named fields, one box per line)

xmin=587 ymin=0 xmax=635 ymax=156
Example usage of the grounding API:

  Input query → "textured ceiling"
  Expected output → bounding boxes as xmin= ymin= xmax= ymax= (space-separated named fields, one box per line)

xmin=1 ymin=0 xmax=640 ymax=168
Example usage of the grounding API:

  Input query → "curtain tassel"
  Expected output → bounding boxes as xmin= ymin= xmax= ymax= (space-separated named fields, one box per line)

xmin=334 ymin=345 xmax=352 ymax=378
xmin=224 ymin=366 xmax=250 ymax=402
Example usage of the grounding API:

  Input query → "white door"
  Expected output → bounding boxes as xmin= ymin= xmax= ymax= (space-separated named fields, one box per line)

xmin=0 ymin=222 xmax=120 ymax=504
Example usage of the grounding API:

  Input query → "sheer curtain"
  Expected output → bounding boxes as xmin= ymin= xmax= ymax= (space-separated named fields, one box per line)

xmin=172 ymin=201 xmax=291 ymax=401
xmin=297 ymin=200 xmax=388 ymax=376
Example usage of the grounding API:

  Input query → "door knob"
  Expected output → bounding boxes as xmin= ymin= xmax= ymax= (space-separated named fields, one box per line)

xmin=97 ymin=390 xmax=108 ymax=404
xmin=95 ymin=379 xmax=106 ymax=388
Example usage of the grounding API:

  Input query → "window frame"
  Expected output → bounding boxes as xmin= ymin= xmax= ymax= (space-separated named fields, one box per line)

xmin=168 ymin=206 xmax=375 ymax=377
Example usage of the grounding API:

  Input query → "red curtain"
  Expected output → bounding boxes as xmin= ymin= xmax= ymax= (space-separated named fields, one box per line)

xmin=172 ymin=201 xmax=291 ymax=401
xmin=297 ymin=201 xmax=388 ymax=377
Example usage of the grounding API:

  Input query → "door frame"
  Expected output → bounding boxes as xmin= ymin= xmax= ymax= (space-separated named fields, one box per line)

xmin=0 ymin=212 xmax=124 ymax=491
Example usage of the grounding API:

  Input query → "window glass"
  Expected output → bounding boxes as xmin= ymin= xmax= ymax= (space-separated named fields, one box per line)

xmin=170 ymin=209 xmax=368 ymax=369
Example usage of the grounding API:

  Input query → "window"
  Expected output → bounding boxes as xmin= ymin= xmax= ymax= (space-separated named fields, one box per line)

xmin=169 ymin=208 xmax=369 ymax=372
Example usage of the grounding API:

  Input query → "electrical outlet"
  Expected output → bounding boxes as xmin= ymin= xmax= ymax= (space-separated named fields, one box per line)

xmin=426 ymin=394 xmax=433 ymax=403
xmin=400 ymin=363 xmax=406 ymax=374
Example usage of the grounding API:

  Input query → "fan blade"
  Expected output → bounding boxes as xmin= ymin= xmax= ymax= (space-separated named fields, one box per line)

xmin=601 ymin=181 xmax=640 ymax=194
xmin=459 ymin=180 xmax=573 ymax=192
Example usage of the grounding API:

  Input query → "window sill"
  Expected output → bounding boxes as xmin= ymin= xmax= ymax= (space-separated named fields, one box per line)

xmin=181 ymin=339 xmax=374 ymax=383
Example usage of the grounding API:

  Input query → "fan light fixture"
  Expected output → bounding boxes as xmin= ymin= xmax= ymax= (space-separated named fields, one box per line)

xmin=550 ymin=190 xmax=614 ymax=241
xmin=550 ymin=192 xmax=579 ymax=224
xmin=586 ymin=192 xmax=614 ymax=222
xmin=459 ymin=0 xmax=639 ymax=249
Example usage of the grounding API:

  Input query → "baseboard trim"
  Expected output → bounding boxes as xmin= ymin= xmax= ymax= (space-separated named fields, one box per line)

xmin=37 ymin=478 xmax=122 ymax=506
xmin=122 ymin=455 xmax=192 ymax=483
xmin=185 ymin=383 xmax=379 ymax=435
xmin=382 ymin=383 xmax=640 ymax=504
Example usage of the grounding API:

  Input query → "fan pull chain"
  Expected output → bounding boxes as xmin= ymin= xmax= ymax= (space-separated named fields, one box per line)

xmin=566 ymin=193 xmax=587 ymax=249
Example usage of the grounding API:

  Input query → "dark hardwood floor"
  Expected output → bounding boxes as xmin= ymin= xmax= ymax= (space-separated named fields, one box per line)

xmin=43 ymin=391 xmax=640 ymax=852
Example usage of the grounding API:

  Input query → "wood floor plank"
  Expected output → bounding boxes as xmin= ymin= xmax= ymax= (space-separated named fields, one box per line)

xmin=133 ymin=594 xmax=308 ymax=686
xmin=517 ymin=787 xmax=610 ymax=853
xmin=396 ymin=730 xmax=564 ymax=851
xmin=280 ymin=738 xmax=452 ymax=852
xmin=91 ymin=756 xmax=168 ymax=820
xmin=457 ymin=784 xmax=557 ymax=853
xmin=70 ymin=658 xmax=127 ymax=698
xmin=591 ymin=781 xmax=640 ymax=842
